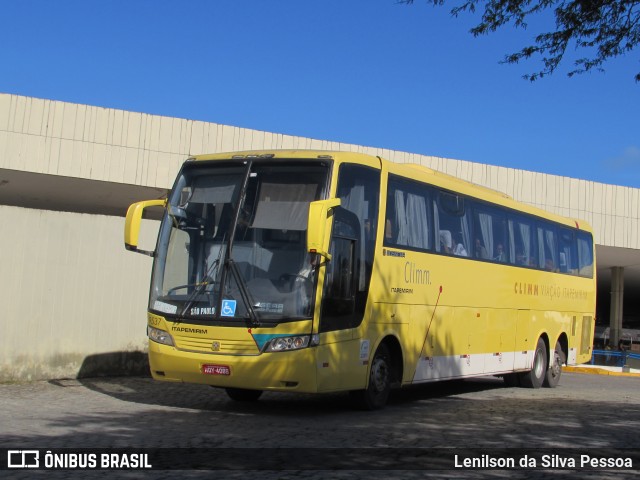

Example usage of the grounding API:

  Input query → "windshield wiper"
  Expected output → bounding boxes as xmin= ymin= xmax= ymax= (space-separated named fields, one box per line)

xmin=176 ymin=228 xmax=228 ymax=321
xmin=215 ymin=160 xmax=261 ymax=328
xmin=226 ymin=259 xmax=260 ymax=328
xmin=176 ymin=258 xmax=221 ymax=320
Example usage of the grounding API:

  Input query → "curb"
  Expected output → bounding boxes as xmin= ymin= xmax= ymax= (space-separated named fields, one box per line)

xmin=564 ymin=366 xmax=640 ymax=378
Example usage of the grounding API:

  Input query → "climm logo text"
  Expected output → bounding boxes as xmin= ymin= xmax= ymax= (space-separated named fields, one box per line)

xmin=405 ymin=262 xmax=431 ymax=285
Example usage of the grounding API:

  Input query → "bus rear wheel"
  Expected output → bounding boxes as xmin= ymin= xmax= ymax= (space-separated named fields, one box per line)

xmin=543 ymin=341 xmax=564 ymax=388
xmin=519 ymin=337 xmax=547 ymax=388
xmin=225 ymin=388 xmax=263 ymax=402
xmin=350 ymin=343 xmax=392 ymax=410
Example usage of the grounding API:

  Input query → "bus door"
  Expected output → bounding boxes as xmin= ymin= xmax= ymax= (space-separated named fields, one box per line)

xmin=315 ymin=164 xmax=380 ymax=392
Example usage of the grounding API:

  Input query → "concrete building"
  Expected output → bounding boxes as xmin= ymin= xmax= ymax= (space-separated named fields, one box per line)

xmin=1 ymin=93 xmax=639 ymax=380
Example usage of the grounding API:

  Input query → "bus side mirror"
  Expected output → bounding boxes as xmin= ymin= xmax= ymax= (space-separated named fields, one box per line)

xmin=307 ymin=198 xmax=340 ymax=260
xmin=124 ymin=199 xmax=166 ymax=256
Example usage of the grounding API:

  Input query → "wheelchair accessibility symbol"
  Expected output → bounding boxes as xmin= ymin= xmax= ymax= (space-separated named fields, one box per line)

xmin=221 ymin=299 xmax=237 ymax=317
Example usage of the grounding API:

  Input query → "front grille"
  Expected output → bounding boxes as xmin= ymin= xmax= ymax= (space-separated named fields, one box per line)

xmin=173 ymin=334 xmax=259 ymax=355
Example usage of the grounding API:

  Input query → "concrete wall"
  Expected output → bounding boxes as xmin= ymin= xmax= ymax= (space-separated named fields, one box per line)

xmin=0 ymin=205 xmax=158 ymax=380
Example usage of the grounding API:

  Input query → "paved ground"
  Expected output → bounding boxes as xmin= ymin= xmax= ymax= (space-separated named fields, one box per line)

xmin=1 ymin=371 xmax=639 ymax=479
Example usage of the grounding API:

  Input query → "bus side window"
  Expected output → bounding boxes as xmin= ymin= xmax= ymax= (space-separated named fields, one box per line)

xmin=577 ymin=232 xmax=594 ymax=277
xmin=558 ymin=227 xmax=578 ymax=274
xmin=435 ymin=190 xmax=470 ymax=256
xmin=473 ymin=206 xmax=508 ymax=262
xmin=384 ymin=176 xmax=431 ymax=251
xmin=508 ymin=217 xmax=537 ymax=267
xmin=321 ymin=209 xmax=359 ymax=328
xmin=538 ymin=223 xmax=558 ymax=271
xmin=320 ymin=164 xmax=380 ymax=333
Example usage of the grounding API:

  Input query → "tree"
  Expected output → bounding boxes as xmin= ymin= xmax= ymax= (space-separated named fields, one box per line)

xmin=401 ymin=0 xmax=640 ymax=81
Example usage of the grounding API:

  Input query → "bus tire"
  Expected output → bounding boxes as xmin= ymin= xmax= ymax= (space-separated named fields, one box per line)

xmin=225 ymin=388 xmax=263 ymax=402
xmin=350 ymin=342 xmax=392 ymax=410
xmin=543 ymin=341 xmax=564 ymax=388
xmin=519 ymin=337 xmax=547 ymax=388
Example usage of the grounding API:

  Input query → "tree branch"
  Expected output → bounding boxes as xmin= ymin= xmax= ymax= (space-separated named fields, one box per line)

xmin=400 ymin=0 xmax=640 ymax=81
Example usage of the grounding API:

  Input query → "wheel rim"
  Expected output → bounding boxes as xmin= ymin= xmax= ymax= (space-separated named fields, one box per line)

xmin=533 ymin=346 xmax=545 ymax=378
xmin=550 ymin=350 xmax=561 ymax=379
xmin=370 ymin=355 xmax=389 ymax=393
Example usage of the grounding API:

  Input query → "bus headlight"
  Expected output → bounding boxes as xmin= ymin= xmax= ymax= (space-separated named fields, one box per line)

xmin=147 ymin=326 xmax=175 ymax=346
xmin=264 ymin=334 xmax=319 ymax=352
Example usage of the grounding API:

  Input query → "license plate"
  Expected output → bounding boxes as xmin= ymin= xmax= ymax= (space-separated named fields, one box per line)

xmin=202 ymin=364 xmax=230 ymax=376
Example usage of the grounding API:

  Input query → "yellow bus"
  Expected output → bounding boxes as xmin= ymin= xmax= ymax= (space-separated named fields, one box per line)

xmin=125 ymin=150 xmax=596 ymax=409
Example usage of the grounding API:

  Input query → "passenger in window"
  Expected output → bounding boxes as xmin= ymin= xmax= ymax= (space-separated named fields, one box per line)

xmin=439 ymin=230 xmax=453 ymax=254
xmin=516 ymin=251 xmax=526 ymax=265
xmin=453 ymin=234 xmax=468 ymax=257
xmin=494 ymin=243 xmax=507 ymax=262
xmin=474 ymin=239 xmax=489 ymax=259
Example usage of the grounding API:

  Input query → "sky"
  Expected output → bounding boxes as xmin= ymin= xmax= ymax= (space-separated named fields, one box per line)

xmin=1 ymin=0 xmax=639 ymax=188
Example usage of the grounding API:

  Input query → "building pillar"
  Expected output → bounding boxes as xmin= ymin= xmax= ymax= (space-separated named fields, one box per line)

xmin=609 ymin=266 xmax=624 ymax=347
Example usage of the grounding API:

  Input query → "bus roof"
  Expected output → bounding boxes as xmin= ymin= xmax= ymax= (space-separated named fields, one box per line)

xmin=189 ymin=150 xmax=376 ymax=164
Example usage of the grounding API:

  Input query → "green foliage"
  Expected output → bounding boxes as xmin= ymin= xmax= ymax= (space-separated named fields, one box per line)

xmin=401 ymin=0 xmax=640 ymax=81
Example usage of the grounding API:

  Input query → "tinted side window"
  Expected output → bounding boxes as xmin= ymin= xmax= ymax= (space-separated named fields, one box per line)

xmin=577 ymin=231 xmax=594 ymax=277
xmin=558 ymin=228 xmax=578 ymax=273
xmin=435 ymin=191 xmax=471 ymax=257
xmin=537 ymin=223 xmax=558 ymax=271
xmin=383 ymin=171 xmax=594 ymax=280
xmin=508 ymin=216 xmax=538 ymax=267
xmin=385 ymin=176 xmax=432 ymax=251
xmin=472 ymin=206 xmax=508 ymax=262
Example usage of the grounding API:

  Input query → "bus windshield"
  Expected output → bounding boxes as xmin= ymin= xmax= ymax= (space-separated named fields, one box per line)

xmin=150 ymin=160 xmax=329 ymax=323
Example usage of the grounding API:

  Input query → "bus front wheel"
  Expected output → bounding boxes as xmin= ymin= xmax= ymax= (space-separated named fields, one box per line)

xmin=225 ymin=388 xmax=263 ymax=402
xmin=350 ymin=343 xmax=392 ymax=410
xmin=519 ymin=337 xmax=547 ymax=388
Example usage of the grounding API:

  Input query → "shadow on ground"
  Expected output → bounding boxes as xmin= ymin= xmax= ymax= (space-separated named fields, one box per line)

xmin=71 ymin=375 xmax=505 ymax=415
